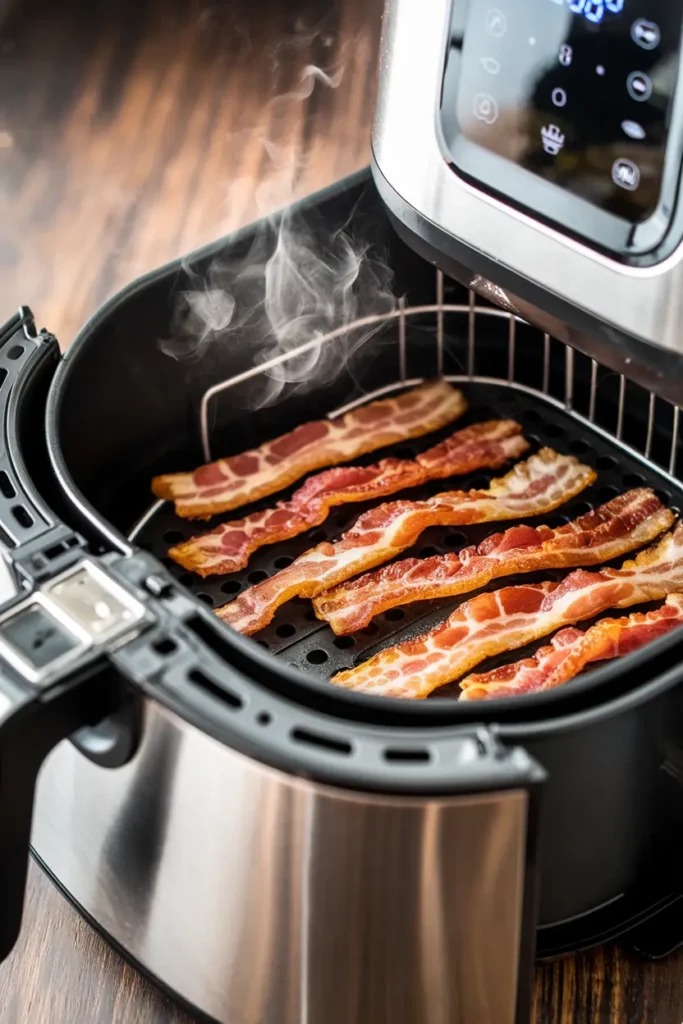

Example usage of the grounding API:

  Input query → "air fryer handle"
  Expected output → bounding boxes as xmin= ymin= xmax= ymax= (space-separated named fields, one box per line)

xmin=0 ymin=550 xmax=153 ymax=962
xmin=0 ymin=657 xmax=129 ymax=961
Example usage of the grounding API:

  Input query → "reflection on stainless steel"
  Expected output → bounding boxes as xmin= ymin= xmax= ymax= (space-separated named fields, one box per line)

xmin=470 ymin=275 xmax=519 ymax=315
xmin=565 ymin=346 xmax=574 ymax=411
xmin=589 ymin=359 xmax=598 ymax=422
xmin=32 ymin=702 xmax=527 ymax=1024
xmin=373 ymin=0 xmax=683 ymax=359
xmin=617 ymin=375 xmax=626 ymax=440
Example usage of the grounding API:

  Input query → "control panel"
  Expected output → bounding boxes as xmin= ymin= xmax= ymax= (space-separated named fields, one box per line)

xmin=440 ymin=0 xmax=683 ymax=258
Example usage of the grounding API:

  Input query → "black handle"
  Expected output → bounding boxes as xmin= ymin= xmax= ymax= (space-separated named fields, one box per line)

xmin=0 ymin=657 xmax=128 ymax=959
xmin=0 ymin=549 xmax=153 ymax=960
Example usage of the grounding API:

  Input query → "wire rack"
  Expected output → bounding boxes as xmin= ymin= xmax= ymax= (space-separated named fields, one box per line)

xmin=130 ymin=266 xmax=682 ymax=544
xmin=200 ymin=267 xmax=681 ymax=471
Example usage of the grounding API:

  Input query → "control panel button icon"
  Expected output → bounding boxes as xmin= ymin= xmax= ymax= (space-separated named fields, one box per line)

xmin=541 ymin=124 xmax=565 ymax=156
xmin=627 ymin=71 xmax=653 ymax=102
xmin=552 ymin=87 xmax=567 ymax=107
xmin=559 ymin=44 xmax=573 ymax=67
xmin=481 ymin=56 xmax=501 ymax=74
xmin=485 ymin=8 xmax=507 ymax=37
xmin=473 ymin=93 xmax=499 ymax=124
xmin=621 ymin=120 xmax=646 ymax=141
xmin=631 ymin=19 xmax=660 ymax=50
xmin=612 ymin=158 xmax=641 ymax=191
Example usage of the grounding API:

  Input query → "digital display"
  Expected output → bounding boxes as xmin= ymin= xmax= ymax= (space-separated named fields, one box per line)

xmin=561 ymin=0 xmax=625 ymax=25
xmin=453 ymin=0 xmax=683 ymax=224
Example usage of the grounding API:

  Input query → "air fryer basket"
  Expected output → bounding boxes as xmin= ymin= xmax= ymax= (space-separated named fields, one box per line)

xmin=47 ymin=172 xmax=683 ymax=708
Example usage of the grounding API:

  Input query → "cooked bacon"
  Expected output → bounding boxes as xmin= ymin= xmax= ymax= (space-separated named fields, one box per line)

xmin=216 ymin=448 xmax=595 ymax=635
xmin=330 ymin=521 xmax=683 ymax=699
xmin=459 ymin=595 xmax=683 ymax=701
xmin=169 ymin=420 xmax=529 ymax=576
xmin=152 ymin=381 xmax=467 ymax=519
xmin=314 ymin=489 xmax=674 ymax=633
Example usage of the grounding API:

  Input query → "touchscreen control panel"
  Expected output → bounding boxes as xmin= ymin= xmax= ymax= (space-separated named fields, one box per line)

xmin=440 ymin=0 xmax=683 ymax=256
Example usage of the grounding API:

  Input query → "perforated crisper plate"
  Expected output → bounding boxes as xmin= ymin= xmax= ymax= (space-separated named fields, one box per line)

xmin=134 ymin=383 xmax=683 ymax=700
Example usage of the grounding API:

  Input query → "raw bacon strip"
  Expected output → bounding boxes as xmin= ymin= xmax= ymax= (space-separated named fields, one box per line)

xmin=459 ymin=595 xmax=683 ymax=701
xmin=314 ymin=489 xmax=674 ymax=634
xmin=216 ymin=448 xmax=595 ymax=635
xmin=152 ymin=381 xmax=467 ymax=519
xmin=330 ymin=522 xmax=683 ymax=700
xmin=169 ymin=420 xmax=529 ymax=576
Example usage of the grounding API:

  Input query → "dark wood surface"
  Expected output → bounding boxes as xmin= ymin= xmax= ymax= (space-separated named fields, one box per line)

xmin=1 ymin=1 xmax=683 ymax=1021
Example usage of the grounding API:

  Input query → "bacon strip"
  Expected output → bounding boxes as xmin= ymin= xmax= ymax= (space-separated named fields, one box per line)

xmin=459 ymin=595 xmax=683 ymax=701
xmin=152 ymin=381 xmax=467 ymax=519
xmin=169 ymin=421 xmax=530 ymax=576
xmin=330 ymin=521 xmax=683 ymax=699
xmin=216 ymin=448 xmax=596 ymax=635
xmin=314 ymin=490 xmax=674 ymax=634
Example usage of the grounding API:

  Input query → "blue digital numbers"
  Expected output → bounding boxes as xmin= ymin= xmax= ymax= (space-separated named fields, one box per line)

xmin=559 ymin=0 xmax=624 ymax=22
xmin=584 ymin=1 xmax=605 ymax=22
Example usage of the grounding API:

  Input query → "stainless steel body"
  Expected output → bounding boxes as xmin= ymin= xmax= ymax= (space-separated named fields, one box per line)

xmin=32 ymin=703 xmax=528 ymax=1024
xmin=372 ymin=0 xmax=683 ymax=368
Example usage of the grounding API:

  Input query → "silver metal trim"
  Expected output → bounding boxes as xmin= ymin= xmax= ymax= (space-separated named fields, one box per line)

xmin=543 ymin=334 xmax=551 ymax=396
xmin=507 ymin=315 xmax=516 ymax=384
xmin=617 ymin=376 xmax=626 ymax=441
xmin=565 ymin=347 xmax=574 ymax=411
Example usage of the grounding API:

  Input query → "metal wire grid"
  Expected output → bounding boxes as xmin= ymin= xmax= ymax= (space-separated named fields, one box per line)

xmin=196 ymin=267 xmax=680 ymax=471
xmin=130 ymin=267 xmax=681 ymax=543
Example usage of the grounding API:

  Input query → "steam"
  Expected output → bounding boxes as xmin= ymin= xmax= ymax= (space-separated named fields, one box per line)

xmin=159 ymin=26 xmax=396 ymax=407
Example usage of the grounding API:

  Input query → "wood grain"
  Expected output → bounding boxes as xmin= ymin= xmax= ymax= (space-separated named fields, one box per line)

xmin=1 ymin=1 xmax=683 ymax=1022
xmin=0 ymin=0 xmax=380 ymax=345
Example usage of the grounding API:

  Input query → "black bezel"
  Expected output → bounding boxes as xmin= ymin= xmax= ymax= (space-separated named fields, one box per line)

xmin=439 ymin=0 xmax=683 ymax=264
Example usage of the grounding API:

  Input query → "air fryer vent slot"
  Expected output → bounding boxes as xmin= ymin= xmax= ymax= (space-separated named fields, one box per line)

xmin=291 ymin=727 xmax=352 ymax=756
xmin=384 ymin=748 xmax=431 ymax=763
xmin=188 ymin=668 xmax=243 ymax=710
xmin=0 ymin=473 xmax=15 ymax=500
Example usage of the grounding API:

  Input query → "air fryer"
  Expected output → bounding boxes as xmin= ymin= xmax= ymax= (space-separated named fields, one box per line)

xmin=0 ymin=2 xmax=681 ymax=1023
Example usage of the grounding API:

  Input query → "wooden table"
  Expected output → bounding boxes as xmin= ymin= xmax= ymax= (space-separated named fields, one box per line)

xmin=1 ymin=1 xmax=683 ymax=1020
